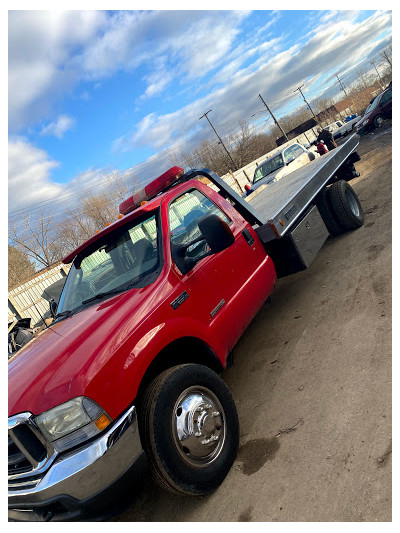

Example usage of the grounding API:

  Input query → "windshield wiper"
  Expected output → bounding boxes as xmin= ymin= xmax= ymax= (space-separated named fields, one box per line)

xmin=54 ymin=309 xmax=74 ymax=322
xmin=81 ymin=288 xmax=126 ymax=305
xmin=81 ymin=277 xmax=145 ymax=305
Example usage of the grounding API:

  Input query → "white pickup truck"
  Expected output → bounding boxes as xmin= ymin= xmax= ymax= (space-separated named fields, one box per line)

xmin=327 ymin=116 xmax=359 ymax=140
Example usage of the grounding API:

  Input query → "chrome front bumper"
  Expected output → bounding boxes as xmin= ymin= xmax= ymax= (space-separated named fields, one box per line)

xmin=8 ymin=405 xmax=144 ymax=521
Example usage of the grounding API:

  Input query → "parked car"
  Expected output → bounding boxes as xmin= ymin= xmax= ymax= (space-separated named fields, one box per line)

xmin=356 ymin=85 xmax=392 ymax=134
xmin=251 ymin=143 xmax=316 ymax=192
xmin=333 ymin=115 xmax=359 ymax=140
xmin=326 ymin=121 xmax=344 ymax=133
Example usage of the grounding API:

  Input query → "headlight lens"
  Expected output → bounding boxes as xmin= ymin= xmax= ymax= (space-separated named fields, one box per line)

xmin=363 ymin=118 xmax=370 ymax=126
xmin=35 ymin=397 xmax=112 ymax=453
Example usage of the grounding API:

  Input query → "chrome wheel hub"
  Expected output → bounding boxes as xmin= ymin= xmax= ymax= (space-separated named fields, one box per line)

xmin=172 ymin=386 xmax=225 ymax=467
xmin=345 ymin=189 xmax=360 ymax=216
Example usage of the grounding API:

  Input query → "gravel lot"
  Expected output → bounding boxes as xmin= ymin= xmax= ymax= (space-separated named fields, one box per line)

xmin=112 ymin=124 xmax=392 ymax=522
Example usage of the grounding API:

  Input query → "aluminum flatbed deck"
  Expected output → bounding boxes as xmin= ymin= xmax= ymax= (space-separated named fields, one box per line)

xmin=184 ymin=134 xmax=359 ymax=246
xmin=248 ymin=134 xmax=360 ymax=242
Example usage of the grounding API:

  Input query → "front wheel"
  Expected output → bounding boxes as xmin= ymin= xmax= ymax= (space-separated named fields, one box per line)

xmin=139 ymin=364 xmax=239 ymax=495
xmin=373 ymin=115 xmax=383 ymax=129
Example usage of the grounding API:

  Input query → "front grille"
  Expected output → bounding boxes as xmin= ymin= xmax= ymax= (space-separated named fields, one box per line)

xmin=8 ymin=435 xmax=32 ymax=474
xmin=8 ymin=413 xmax=55 ymax=485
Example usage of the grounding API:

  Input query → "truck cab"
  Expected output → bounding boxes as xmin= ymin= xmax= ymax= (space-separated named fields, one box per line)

xmin=8 ymin=167 xmax=276 ymax=521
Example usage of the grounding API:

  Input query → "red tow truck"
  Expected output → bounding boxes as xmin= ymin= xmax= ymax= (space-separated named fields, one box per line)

xmin=8 ymin=135 xmax=364 ymax=521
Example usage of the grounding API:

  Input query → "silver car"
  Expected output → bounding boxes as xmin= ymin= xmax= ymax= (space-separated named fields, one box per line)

xmin=251 ymin=143 xmax=315 ymax=192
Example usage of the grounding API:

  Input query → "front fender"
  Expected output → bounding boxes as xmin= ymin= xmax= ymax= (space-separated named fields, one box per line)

xmin=77 ymin=315 xmax=227 ymax=420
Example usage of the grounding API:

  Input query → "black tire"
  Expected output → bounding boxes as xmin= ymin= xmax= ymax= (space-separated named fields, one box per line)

xmin=315 ymin=187 xmax=345 ymax=235
xmin=14 ymin=328 xmax=34 ymax=349
xmin=328 ymin=180 xmax=364 ymax=231
xmin=373 ymin=115 xmax=383 ymax=129
xmin=139 ymin=364 xmax=239 ymax=496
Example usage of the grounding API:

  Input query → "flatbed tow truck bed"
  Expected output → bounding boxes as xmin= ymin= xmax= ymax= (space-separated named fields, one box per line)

xmin=185 ymin=134 xmax=361 ymax=278
xmin=247 ymin=134 xmax=360 ymax=241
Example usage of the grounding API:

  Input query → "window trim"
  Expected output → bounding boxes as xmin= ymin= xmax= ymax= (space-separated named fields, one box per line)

xmin=167 ymin=186 xmax=232 ymax=237
xmin=167 ymin=186 xmax=233 ymax=274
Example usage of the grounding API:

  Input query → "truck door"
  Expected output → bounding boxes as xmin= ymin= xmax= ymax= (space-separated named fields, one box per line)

xmin=168 ymin=186 xmax=272 ymax=351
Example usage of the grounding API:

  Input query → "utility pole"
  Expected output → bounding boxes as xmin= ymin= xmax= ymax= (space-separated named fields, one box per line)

xmin=258 ymin=93 xmax=289 ymax=143
xmin=335 ymin=73 xmax=354 ymax=115
xmin=371 ymin=60 xmax=384 ymax=90
xmin=199 ymin=110 xmax=237 ymax=170
xmin=294 ymin=84 xmax=318 ymax=122
xmin=335 ymin=73 xmax=348 ymax=98
xmin=382 ymin=50 xmax=392 ymax=68
xmin=199 ymin=110 xmax=250 ymax=182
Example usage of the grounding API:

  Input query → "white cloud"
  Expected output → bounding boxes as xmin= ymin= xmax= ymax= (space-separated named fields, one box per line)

xmin=8 ymin=138 xmax=62 ymax=212
xmin=8 ymin=10 xmax=252 ymax=131
xmin=114 ymin=10 xmax=391 ymax=154
xmin=8 ymin=10 xmax=107 ymax=130
xmin=40 ymin=115 xmax=76 ymax=138
xmin=8 ymin=138 xmax=120 ymax=217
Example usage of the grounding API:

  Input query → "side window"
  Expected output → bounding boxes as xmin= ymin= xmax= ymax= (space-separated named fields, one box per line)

xmin=283 ymin=147 xmax=295 ymax=163
xmin=291 ymin=144 xmax=304 ymax=158
xmin=169 ymin=188 xmax=231 ymax=272
xmin=380 ymin=89 xmax=391 ymax=105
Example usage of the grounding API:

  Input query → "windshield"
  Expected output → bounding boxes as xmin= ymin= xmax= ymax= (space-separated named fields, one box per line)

xmin=253 ymin=154 xmax=284 ymax=183
xmin=57 ymin=211 xmax=161 ymax=316
xmin=364 ymin=95 xmax=381 ymax=116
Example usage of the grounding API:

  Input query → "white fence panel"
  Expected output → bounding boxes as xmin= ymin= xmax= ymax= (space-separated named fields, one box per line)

xmin=8 ymin=263 xmax=69 ymax=327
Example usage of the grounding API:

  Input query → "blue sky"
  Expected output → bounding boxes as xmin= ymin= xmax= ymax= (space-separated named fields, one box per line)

xmin=8 ymin=9 xmax=392 ymax=217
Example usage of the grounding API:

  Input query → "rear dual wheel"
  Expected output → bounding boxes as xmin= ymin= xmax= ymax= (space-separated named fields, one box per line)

xmin=139 ymin=364 xmax=239 ymax=495
xmin=316 ymin=180 xmax=364 ymax=235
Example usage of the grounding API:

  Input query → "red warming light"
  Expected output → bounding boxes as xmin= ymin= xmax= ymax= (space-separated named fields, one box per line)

xmin=119 ymin=166 xmax=184 ymax=215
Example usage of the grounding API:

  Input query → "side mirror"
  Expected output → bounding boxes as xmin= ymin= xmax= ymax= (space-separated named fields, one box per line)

xmin=49 ymin=299 xmax=58 ymax=318
xmin=172 ymin=214 xmax=235 ymax=275
xmin=198 ymin=214 xmax=235 ymax=253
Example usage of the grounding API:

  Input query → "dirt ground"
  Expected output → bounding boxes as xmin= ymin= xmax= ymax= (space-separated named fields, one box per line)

xmin=112 ymin=124 xmax=392 ymax=522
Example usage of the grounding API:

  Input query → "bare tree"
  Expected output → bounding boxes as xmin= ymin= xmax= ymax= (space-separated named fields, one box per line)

xmin=354 ymin=67 xmax=371 ymax=91
xmin=9 ymin=209 xmax=64 ymax=268
xmin=8 ymin=245 xmax=36 ymax=290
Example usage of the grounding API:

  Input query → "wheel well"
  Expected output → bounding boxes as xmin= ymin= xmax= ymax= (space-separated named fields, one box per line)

xmin=135 ymin=337 xmax=224 ymax=411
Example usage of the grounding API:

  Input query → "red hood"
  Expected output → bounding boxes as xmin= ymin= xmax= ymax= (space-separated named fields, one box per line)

xmin=8 ymin=282 xmax=166 ymax=418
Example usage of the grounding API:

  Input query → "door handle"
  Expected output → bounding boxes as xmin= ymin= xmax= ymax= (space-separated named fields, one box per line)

xmin=242 ymin=229 xmax=254 ymax=246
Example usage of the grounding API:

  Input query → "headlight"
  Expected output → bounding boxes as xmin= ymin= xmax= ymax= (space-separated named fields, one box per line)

xmin=35 ymin=397 xmax=112 ymax=453
xmin=363 ymin=118 xmax=370 ymax=126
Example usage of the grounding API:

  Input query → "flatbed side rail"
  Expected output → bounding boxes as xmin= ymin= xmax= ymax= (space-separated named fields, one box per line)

xmin=249 ymin=134 xmax=360 ymax=243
